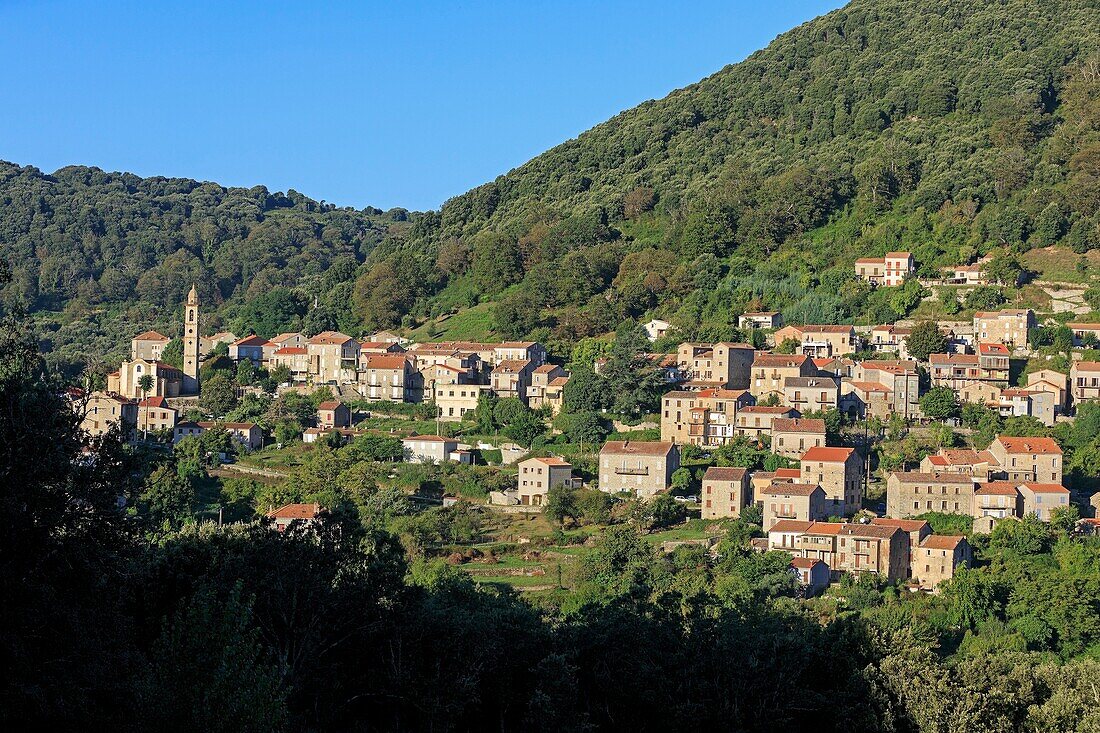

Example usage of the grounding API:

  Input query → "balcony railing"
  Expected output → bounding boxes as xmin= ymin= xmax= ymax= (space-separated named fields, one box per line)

xmin=613 ymin=466 xmax=650 ymax=476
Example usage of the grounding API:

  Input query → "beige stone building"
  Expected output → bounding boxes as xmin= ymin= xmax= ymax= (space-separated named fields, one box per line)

xmin=929 ymin=352 xmax=1007 ymax=390
xmin=839 ymin=380 xmax=894 ymax=420
xmin=761 ymin=482 xmax=828 ymax=530
xmin=317 ymin=400 xmax=352 ymax=429
xmin=770 ymin=418 xmax=826 ymax=459
xmin=675 ymin=342 xmax=755 ymax=390
xmin=402 ymin=435 xmax=471 ymax=464
xmin=358 ymin=340 xmax=406 ymax=356
xmin=78 ymin=391 xmax=137 ymax=438
xmin=307 ymin=332 xmax=360 ymax=385
xmin=921 ymin=448 xmax=997 ymax=481
xmin=750 ymin=353 xmax=816 ymax=399
xmin=109 ymin=359 xmax=184 ymax=399
xmin=701 ymin=466 xmax=750 ymax=519
xmin=491 ymin=360 xmax=534 ymax=403
xmin=434 ymin=383 xmax=491 ymax=421
xmin=738 ymin=311 xmax=783 ymax=330
xmin=271 ymin=347 xmax=310 ymax=383
xmin=854 ymin=360 xmax=920 ymax=418
xmin=976 ymin=343 xmax=1011 ymax=384
xmin=886 ymin=471 xmax=976 ymax=518
xmin=973 ymin=482 xmax=1022 ymax=520
xmin=973 ymin=309 xmax=1036 ymax=347
xmin=1018 ymin=482 xmax=1071 ymax=521
xmin=1070 ymin=361 xmax=1100 ymax=404
xmin=131 ymin=330 xmax=170 ymax=361
xmin=854 ymin=251 xmax=915 ymax=287
xmin=995 ymin=388 xmax=1056 ymax=427
xmin=136 ymin=396 xmax=178 ymax=434
xmin=1026 ymin=369 xmax=1068 ymax=414
xmin=517 ymin=456 xmax=576 ymax=507
xmin=661 ymin=388 xmax=755 ymax=446
xmin=359 ymin=354 xmax=414 ymax=402
xmin=270 ymin=332 xmax=305 ymax=350
xmin=527 ymin=365 xmax=569 ymax=414
xmin=794 ymin=522 xmax=911 ymax=581
xmin=954 ymin=379 xmax=1002 ymax=406
xmin=782 ymin=376 xmax=839 ymax=413
xmin=598 ymin=441 xmax=680 ymax=498
xmin=799 ymin=446 xmax=862 ymax=516
xmin=913 ymin=535 xmax=972 ymax=591
xmin=987 ymin=436 xmax=1062 ymax=483
xmin=173 ymin=421 xmax=263 ymax=451
xmin=773 ymin=325 xmax=859 ymax=358
xmin=867 ymin=325 xmax=911 ymax=359
xmin=733 ymin=405 xmax=799 ymax=440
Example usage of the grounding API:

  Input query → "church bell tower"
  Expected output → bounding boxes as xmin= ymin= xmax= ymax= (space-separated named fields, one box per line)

xmin=183 ymin=284 xmax=200 ymax=394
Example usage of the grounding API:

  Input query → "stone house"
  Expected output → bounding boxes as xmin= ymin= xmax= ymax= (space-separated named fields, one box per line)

xmin=886 ymin=471 xmax=976 ymax=518
xmin=913 ymin=535 xmax=972 ymax=591
xmin=749 ymin=353 xmax=816 ymax=400
xmin=402 ymin=435 xmax=471 ymax=464
xmin=230 ymin=335 xmax=270 ymax=367
xmin=772 ymin=325 xmax=859 ymax=358
xmin=854 ymin=251 xmax=915 ymax=287
xmin=1070 ymin=361 xmax=1100 ymax=404
xmin=675 ymin=342 xmax=755 ymax=390
xmin=131 ymin=330 xmax=170 ymax=361
xmin=527 ymin=366 xmax=570 ymax=414
xmin=136 ymin=396 xmax=178 ymax=434
xmin=738 ymin=311 xmax=783 ymax=330
xmin=1017 ymin=482 xmax=1071 ymax=521
xmin=973 ymin=309 xmax=1036 ymax=347
xmin=761 ymin=482 xmax=828 ymax=530
xmin=267 ymin=503 xmax=322 ymax=532
xmin=661 ymin=388 xmax=755 ymax=447
xmin=701 ymin=466 xmax=750 ymax=519
xmin=987 ymin=436 xmax=1062 ymax=483
xmin=78 ymin=391 xmax=137 ymax=438
xmin=435 ymin=383 xmax=491 ymax=421
xmin=782 ymin=376 xmax=839 ymax=414
xmin=799 ymin=446 xmax=862 ymax=516
xmin=359 ymin=354 xmax=414 ymax=402
xmin=491 ymin=360 xmax=534 ymax=403
xmin=317 ymin=400 xmax=352 ymax=429
xmin=770 ymin=417 xmax=826 ymax=459
xmin=307 ymin=332 xmax=360 ymax=385
xmin=867 ymin=325 xmax=911 ymax=359
xmin=598 ymin=441 xmax=680 ymax=498
xmin=270 ymin=347 xmax=310 ymax=383
xmin=733 ymin=405 xmax=799 ymax=440
xmin=789 ymin=557 xmax=830 ymax=596
xmin=517 ymin=456 xmax=576 ymax=507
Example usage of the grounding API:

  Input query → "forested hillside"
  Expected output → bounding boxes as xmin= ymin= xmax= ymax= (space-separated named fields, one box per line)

xmin=2 ymin=0 xmax=1099 ymax=371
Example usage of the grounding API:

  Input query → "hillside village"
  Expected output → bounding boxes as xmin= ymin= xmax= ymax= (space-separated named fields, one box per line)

xmin=72 ymin=254 xmax=1100 ymax=595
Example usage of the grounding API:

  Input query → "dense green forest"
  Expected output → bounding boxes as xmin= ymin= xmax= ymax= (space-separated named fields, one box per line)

xmin=3 ymin=0 xmax=1099 ymax=374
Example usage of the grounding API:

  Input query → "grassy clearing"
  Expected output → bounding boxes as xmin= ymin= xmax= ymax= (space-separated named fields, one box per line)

xmin=408 ymin=302 xmax=496 ymax=342
xmin=1021 ymin=246 xmax=1099 ymax=285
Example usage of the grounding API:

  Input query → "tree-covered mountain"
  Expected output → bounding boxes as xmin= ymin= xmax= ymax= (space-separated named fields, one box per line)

xmin=2 ymin=0 xmax=1099 ymax=371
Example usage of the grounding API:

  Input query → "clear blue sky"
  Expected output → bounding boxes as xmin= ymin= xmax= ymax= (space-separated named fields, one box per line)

xmin=0 ymin=1 xmax=843 ymax=211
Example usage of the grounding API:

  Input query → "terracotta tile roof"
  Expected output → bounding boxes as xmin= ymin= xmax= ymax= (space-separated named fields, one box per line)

xmin=274 ymin=346 xmax=307 ymax=355
xmin=317 ymin=401 xmax=343 ymax=410
xmin=861 ymin=360 xmax=917 ymax=373
xmin=197 ymin=421 xmax=260 ymax=430
xmin=1073 ymin=361 xmax=1100 ymax=372
xmin=885 ymin=251 xmax=912 ymax=258
xmin=849 ymin=381 xmax=892 ymax=393
xmin=133 ymin=330 xmax=170 ymax=342
xmin=753 ymin=353 xmax=810 ymax=368
xmin=930 ymin=353 xmax=979 ymax=365
xmin=548 ymin=376 xmax=570 ymax=387
xmin=494 ymin=359 xmax=531 ymax=372
xmin=801 ymin=446 xmax=855 ymax=463
xmin=739 ymin=406 xmax=797 ymax=415
xmin=267 ymin=503 xmax=321 ymax=520
xmin=784 ymin=376 xmax=839 ymax=388
xmin=872 ymin=518 xmax=930 ymax=533
xmin=1018 ymin=482 xmax=1069 ymax=494
xmin=364 ymin=354 xmax=410 ymax=370
xmin=805 ymin=522 xmax=846 ymax=536
xmin=761 ymin=482 xmax=821 ymax=496
xmin=1067 ymin=322 xmax=1100 ymax=329
xmin=937 ymin=449 xmax=982 ymax=465
xmin=772 ymin=418 xmax=826 ymax=434
xmin=768 ymin=519 xmax=814 ymax=533
xmin=600 ymin=440 xmax=675 ymax=457
xmin=533 ymin=364 xmax=560 ymax=374
xmin=359 ymin=341 xmax=403 ymax=350
xmin=920 ymin=535 xmax=965 ymax=550
xmin=530 ymin=456 xmax=572 ymax=467
xmin=855 ymin=257 xmax=885 ymax=264
xmin=994 ymin=436 xmax=1062 ymax=455
xmin=838 ymin=523 xmax=900 ymax=539
xmin=889 ymin=471 xmax=974 ymax=485
xmin=978 ymin=342 xmax=1010 ymax=355
xmin=308 ymin=331 xmax=357 ymax=345
xmin=790 ymin=557 xmax=825 ymax=569
xmin=138 ymin=396 xmax=171 ymax=408
xmin=774 ymin=468 xmax=802 ymax=479
xmin=233 ymin=335 xmax=270 ymax=347
xmin=404 ymin=435 xmax=455 ymax=443
xmin=703 ymin=466 xmax=747 ymax=482
xmin=743 ymin=311 xmax=779 ymax=317
xmin=976 ymin=481 xmax=1022 ymax=496
xmin=974 ymin=309 xmax=1032 ymax=317
xmin=271 ymin=332 xmax=302 ymax=343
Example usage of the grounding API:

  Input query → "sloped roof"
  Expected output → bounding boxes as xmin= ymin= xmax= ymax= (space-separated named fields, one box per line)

xmin=801 ymin=446 xmax=855 ymax=462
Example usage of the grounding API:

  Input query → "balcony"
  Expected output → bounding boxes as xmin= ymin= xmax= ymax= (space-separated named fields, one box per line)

xmin=613 ymin=466 xmax=650 ymax=476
